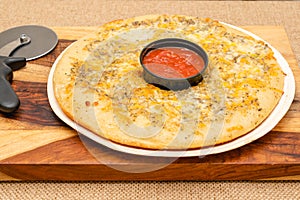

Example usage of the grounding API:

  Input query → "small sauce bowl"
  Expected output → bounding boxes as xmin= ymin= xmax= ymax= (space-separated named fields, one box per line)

xmin=140 ymin=38 xmax=208 ymax=90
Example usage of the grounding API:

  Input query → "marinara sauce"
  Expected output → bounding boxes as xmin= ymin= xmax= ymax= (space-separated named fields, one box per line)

xmin=142 ymin=47 xmax=205 ymax=79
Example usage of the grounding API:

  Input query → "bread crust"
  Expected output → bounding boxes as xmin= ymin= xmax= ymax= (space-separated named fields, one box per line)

xmin=53 ymin=15 xmax=285 ymax=149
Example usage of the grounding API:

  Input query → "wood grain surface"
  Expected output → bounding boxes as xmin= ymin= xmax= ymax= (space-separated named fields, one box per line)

xmin=0 ymin=26 xmax=299 ymax=181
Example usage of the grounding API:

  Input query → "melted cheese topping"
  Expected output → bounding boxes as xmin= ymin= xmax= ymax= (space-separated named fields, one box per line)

xmin=62 ymin=15 xmax=285 ymax=148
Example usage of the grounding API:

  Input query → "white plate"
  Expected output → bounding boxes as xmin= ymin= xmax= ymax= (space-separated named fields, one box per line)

xmin=47 ymin=23 xmax=295 ymax=157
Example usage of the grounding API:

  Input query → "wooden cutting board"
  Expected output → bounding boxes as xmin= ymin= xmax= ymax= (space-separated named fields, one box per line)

xmin=0 ymin=26 xmax=299 ymax=181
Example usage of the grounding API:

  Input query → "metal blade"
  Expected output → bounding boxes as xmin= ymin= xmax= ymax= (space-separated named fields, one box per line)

xmin=0 ymin=25 xmax=58 ymax=61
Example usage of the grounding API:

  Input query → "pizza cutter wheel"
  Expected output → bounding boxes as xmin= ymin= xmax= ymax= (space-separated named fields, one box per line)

xmin=0 ymin=25 xmax=58 ymax=113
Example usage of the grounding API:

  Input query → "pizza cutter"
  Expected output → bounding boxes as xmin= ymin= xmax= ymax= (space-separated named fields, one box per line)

xmin=0 ymin=25 xmax=58 ymax=113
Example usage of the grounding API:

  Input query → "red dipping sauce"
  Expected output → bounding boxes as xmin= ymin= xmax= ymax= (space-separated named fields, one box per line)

xmin=142 ymin=47 xmax=205 ymax=79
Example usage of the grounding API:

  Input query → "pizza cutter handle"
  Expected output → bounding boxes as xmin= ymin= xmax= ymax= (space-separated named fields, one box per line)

xmin=0 ymin=56 xmax=26 ymax=113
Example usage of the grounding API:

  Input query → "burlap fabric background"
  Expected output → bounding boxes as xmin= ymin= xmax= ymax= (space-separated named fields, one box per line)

xmin=0 ymin=0 xmax=299 ymax=199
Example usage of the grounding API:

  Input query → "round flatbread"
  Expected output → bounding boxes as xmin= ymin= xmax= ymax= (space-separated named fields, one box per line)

xmin=53 ymin=15 xmax=285 ymax=150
